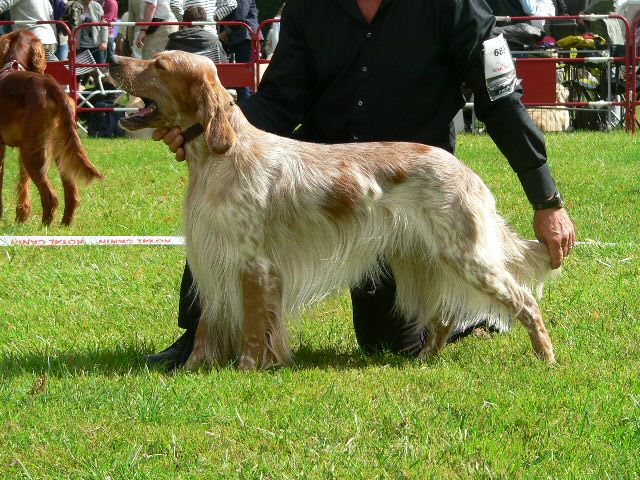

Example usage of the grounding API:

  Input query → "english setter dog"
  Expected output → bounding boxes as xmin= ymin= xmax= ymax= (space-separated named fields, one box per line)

xmin=110 ymin=51 xmax=557 ymax=370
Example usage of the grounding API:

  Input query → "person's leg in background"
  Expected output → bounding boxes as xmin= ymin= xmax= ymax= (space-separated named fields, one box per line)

xmin=91 ymin=47 xmax=107 ymax=64
xmin=43 ymin=44 xmax=58 ymax=55
xmin=56 ymin=41 xmax=69 ymax=61
xmin=106 ymin=36 xmax=115 ymax=62
xmin=229 ymin=38 xmax=253 ymax=103
xmin=141 ymin=24 xmax=178 ymax=60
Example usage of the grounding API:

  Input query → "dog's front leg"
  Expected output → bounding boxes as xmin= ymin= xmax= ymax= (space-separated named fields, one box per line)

xmin=238 ymin=259 xmax=272 ymax=371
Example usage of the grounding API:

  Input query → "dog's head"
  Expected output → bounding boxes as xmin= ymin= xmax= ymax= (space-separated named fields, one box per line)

xmin=0 ymin=30 xmax=47 ymax=74
xmin=109 ymin=51 xmax=236 ymax=154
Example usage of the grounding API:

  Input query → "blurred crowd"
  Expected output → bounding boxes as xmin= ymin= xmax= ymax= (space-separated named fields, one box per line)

xmin=0 ymin=0 xmax=282 ymax=81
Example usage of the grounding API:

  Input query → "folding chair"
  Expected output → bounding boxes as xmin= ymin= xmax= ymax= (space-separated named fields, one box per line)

xmin=195 ymin=47 xmax=224 ymax=65
xmin=45 ymin=50 xmax=124 ymax=132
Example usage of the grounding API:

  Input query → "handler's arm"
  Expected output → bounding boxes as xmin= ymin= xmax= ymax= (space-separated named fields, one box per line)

xmin=136 ymin=1 xmax=157 ymax=48
xmin=446 ymin=0 xmax=575 ymax=268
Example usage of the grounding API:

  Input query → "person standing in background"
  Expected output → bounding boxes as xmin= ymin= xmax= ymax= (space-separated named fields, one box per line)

xmin=135 ymin=0 xmax=178 ymax=59
xmin=0 ymin=10 xmax=10 ymax=35
xmin=164 ymin=4 xmax=227 ymax=61
xmin=77 ymin=0 xmax=107 ymax=63
xmin=125 ymin=0 xmax=143 ymax=57
xmin=115 ymin=9 xmax=134 ymax=56
xmin=264 ymin=2 xmax=283 ymax=59
xmin=100 ymin=0 xmax=117 ymax=61
xmin=171 ymin=0 xmax=236 ymax=31
xmin=0 ymin=0 xmax=57 ymax=52
xmin=52 ymin=0 xmax=69 ymax=60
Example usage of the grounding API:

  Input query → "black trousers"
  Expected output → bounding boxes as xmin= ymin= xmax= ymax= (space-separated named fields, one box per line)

xmin=177 ymin=262 xmax=423 ymax=354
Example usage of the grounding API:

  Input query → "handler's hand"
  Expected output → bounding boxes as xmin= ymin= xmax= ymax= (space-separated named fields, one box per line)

xmin=533 ymin=207 xmax=576 ymax=269
xmin=152 ymin=127 xmax=185 ymax=161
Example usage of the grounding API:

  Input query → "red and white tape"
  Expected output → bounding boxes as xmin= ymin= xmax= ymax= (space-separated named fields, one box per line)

xmin=0 ymin=236 xmax=185 ymax=247
xmin=0 ymin=236 xmax=630 ymax=249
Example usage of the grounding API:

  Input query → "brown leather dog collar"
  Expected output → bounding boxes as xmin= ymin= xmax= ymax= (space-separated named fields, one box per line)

xmin=182 ymin=123 xmax=205 ymax=144
xmin=182 ymin=101 xmax=235 ymax=145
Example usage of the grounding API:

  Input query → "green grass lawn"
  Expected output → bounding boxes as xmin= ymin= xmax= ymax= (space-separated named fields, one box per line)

xmin=1 ymin=133 xmax=639 ymax=478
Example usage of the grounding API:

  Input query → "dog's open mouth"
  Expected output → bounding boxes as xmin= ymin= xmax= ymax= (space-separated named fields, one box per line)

xmin=121 ymin=98 xmax=159 ymax=129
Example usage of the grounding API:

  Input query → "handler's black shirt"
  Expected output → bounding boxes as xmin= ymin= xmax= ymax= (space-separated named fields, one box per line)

xmin=241 ymin=0 xmax=558 ymax=205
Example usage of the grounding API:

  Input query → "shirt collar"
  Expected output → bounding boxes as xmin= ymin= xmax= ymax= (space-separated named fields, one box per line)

xmin=336 ymin=0 xmax=395 ymax=26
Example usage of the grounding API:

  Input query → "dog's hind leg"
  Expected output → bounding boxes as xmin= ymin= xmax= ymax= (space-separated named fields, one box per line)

xmin=15 ymin=162 xmax=32 ymax=223
xmin=19 ymin=78 xmax=58 ymax=225
xmin=448 ymin=256 xmax=554 ymax=362
xmin=420 ymin=320 xmax=455 ymax=359
xmin=60 ymin=175 xmax=80 ymax=226
xmin=19 ymin=149 xmax=58 ymax=226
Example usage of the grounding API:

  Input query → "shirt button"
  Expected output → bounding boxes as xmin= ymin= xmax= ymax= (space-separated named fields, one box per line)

xmin=361 ymin=66 xmax=367 ymax=72
xmin=352 ymin=134 xmax=359 ymax=141
xmin=357 ymin=100 xmax=364 ymax=107
xmin=366 ymin=32 xmax=372 ymax=38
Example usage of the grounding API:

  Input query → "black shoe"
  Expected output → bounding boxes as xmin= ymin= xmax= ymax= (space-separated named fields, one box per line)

xmin=144 ymin=329 xmax=195 ymax=371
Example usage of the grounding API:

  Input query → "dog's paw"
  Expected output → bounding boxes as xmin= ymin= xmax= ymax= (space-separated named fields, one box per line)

xmin=237 ymin=354 xmax=259 ymax=371
xmin=536 ymin=347 xmax=556 ymax=364
xmin=184 ymin=351 xmax=206 ymax=371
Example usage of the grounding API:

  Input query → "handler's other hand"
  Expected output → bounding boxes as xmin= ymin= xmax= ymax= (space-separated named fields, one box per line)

xmin=152 ymin=127 xmax=185 ymax=161
xmin=533 ymin=207 xmax=576 ymax=269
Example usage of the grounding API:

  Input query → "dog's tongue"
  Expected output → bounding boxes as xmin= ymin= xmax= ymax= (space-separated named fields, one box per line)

xmin=130 ymin=104 xmax=155 ymax=118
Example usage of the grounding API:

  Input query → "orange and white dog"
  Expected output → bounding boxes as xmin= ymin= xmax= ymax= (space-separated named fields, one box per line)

xmin=110 ymin=51 xmax=557 ymax=370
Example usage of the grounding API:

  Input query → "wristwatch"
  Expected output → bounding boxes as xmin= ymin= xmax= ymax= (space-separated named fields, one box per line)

xmin=532 ymin=191 xmax=564 ymax=210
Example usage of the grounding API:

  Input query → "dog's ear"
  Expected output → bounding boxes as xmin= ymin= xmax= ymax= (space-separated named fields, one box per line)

xmin=0 ymin=37 xmax=9 ymax=65
xmin=194 ymin=69 xmax=237 ymax=155
xmin=29 ymin=38 xmax=47 ymax=74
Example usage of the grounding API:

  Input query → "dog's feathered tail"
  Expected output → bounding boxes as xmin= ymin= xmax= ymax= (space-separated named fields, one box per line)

xmin=501 ymin=222 xmax=558 ymax=300
xmin=46 ymin=81 xmax=103 ymax=183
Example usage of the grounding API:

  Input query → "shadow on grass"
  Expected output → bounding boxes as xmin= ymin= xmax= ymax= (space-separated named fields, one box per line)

xmin=0 ymin=328 xmax=490 ymax=378
xmin=0 ymin=344 xmax=151 ymax=378
xmin=0 ymin=344 xmax=422 ymax=378
xmin=291 ymin=345 xmax=418 ymax=371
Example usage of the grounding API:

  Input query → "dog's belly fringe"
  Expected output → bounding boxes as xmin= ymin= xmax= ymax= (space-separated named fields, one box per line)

xmin=185 ymin=200 xmax=517 ymax=345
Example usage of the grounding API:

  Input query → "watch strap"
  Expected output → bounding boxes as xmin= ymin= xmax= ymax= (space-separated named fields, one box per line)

xmin=532 ymin=191 xmax=564 ymax=210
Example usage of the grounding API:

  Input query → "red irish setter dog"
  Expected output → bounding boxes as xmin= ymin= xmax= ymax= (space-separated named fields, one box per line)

xmin=0 ymin=30 xmax=102 ymax=225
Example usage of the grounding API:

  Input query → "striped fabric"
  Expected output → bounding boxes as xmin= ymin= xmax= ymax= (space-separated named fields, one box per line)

xmin=195 ymin=47 xmax=223 ymax=64
xmin=171 ymin=0 xmax=237 ymax=22
xmin=46 ymin=49 xmax=101 ymax=76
